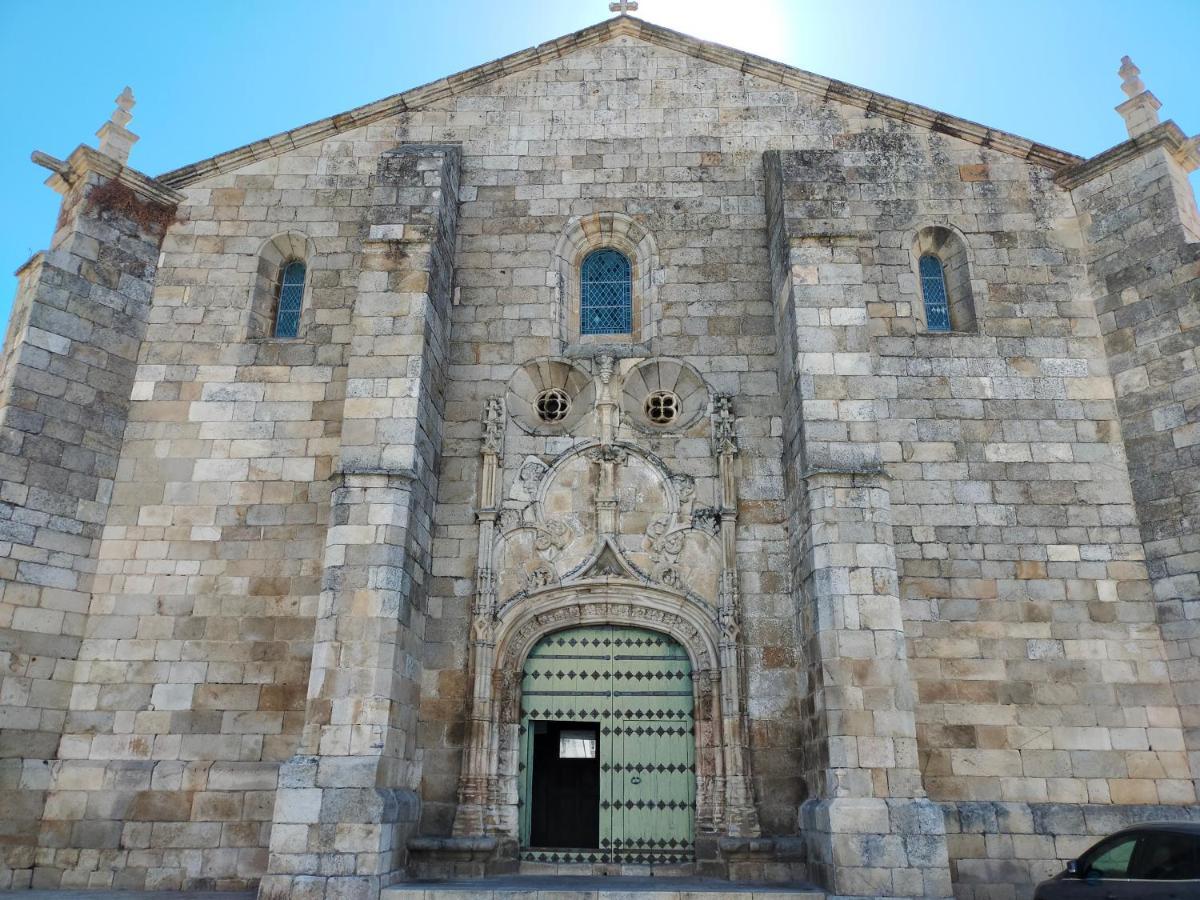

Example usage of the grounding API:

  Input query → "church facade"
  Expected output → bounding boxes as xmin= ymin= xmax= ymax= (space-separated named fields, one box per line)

xmin=1 ymin=14 xmax=1199 ymax=900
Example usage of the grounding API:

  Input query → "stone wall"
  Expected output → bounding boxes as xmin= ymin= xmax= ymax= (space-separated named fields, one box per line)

xmin=400 ymin=35 xmax=803 ymax=841
xmin=27 ymin=142 xmax=358 ymax=888
xmin=2 ymin=17 xmax=1198 ymax=900
xmin=0 ymin=151 xmax=178 ymax=889
xmin=766 ymin=123 xmax=1195 ymax=896
xmin=261 ymin=144 xmax=459 ymax=899
xmin=944 ymin=800 xmax=1200 ymax=898
xmin=1065 ymin=128 xmax=1200 ymax=798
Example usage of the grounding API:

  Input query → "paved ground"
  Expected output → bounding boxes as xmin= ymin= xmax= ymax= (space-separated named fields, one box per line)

xmin=0 ymin=893 xmax=254 ymax=899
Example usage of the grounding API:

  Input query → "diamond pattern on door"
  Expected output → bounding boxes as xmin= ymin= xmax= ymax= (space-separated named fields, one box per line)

xmin=518 ymin=624 xmax=695 ymax=865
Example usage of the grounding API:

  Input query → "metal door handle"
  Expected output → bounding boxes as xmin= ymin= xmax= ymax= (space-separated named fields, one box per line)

xmin=630 ymin=776 xmax=641 ymax=784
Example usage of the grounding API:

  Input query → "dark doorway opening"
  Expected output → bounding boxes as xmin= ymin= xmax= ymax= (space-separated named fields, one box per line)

xmin=528 ymin=720 xmax=600 ymax=849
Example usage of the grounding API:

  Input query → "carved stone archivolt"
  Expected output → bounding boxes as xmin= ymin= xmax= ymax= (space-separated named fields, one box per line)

xmin=451 ymin=358 xmax=760 ymax=842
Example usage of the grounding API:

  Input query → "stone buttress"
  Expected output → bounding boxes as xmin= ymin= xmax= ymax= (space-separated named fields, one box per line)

xmin=259 ymin=146 xmax=459 ymax=899
xmin=0 ymin=96 xmax=181 ymax=886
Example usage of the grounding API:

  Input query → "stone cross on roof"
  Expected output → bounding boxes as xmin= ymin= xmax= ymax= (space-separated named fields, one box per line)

xmin=609 ymin=0 xmax=638 ymax=13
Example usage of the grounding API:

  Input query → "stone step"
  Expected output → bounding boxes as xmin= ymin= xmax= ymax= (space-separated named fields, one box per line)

xmin=517 ymin=861 xmax=698 ymax=877
xmin=382 ymin=875 xmax=825 ymax=899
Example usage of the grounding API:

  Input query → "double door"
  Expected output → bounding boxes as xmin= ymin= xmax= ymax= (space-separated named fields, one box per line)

xmin=518 ymin=623 xmax=695 ymax=865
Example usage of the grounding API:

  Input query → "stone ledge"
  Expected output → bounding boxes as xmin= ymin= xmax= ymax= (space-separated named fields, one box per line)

xmin=33 ymin=145 xmax=184 ymax=207
xmin=1054 ymin=120 xmax=1199 ymax=189
xmin=408 ymin=836 xmax=498 ymax=854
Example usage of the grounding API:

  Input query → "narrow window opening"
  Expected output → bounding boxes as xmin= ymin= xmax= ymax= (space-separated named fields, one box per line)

xmin=273 ymin=260 xmax=306 ymax=339
xmin=919 ymin=254 xmax=951 ymax=332
xmin=580 ymin=249 xmax=632 ymax=336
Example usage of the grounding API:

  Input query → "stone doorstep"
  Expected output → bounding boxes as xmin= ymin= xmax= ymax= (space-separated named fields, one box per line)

xmin=380 ymin=876 xmax=825 ymax=899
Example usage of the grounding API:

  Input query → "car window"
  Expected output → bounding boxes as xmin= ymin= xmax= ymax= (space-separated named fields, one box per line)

xmin=1085 ymin=836 xmax=1138 ymax=878
xmin=1132 ymin=831 xmax=1200 ymax=880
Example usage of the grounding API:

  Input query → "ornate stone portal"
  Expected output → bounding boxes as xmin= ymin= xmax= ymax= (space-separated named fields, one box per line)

xmin=450 ymin=355 xmax=760 ymax=866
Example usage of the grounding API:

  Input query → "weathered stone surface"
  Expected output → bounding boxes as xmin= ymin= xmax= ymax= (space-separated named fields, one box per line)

xmin=0 ymin=13 xmax=1198 ymax=900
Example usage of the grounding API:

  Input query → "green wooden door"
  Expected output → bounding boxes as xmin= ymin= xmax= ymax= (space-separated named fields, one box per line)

xmin=519 ymin=624 xmax=695 ymax=865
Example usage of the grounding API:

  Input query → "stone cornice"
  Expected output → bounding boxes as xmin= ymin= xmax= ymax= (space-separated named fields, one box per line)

xmin=33 ymin=144 xmax=184 ymax=207
xmin=156 ymin=16 xmax=1081 ymax=189
xmin=1054 ymin=120 xmax=1200 ymax=190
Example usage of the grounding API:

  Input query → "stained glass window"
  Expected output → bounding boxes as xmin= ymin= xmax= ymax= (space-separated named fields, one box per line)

xmin=273 ymin=260 xmax=305 ymax=339
xmin=580 ymin=249 xmax=632 ymax=335
xmin=919 ymin=254 xmax=950 ymax=332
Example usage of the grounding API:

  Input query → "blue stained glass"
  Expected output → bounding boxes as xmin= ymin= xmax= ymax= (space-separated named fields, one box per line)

xmin=580 ymin=249 xmax=632 ymax=335
xmin=273 ymin=261 xmax=305 ymax=338
xmin=919 ymin=255 xmax=950 ymax=332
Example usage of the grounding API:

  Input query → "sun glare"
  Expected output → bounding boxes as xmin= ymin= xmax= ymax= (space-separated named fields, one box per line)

xmin=639 ymin=0 xmax=796 ymax=64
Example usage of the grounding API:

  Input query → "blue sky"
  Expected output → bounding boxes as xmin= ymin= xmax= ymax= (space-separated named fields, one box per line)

xmin=1 ymin=0 xmax=1197 ymax=325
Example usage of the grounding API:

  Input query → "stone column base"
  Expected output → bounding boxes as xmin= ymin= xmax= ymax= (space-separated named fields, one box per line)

xmin=800 ymin=797 xmax=952 ymax=898
xmin=716 ymin=835 xmax=808 ymax=883
xmin=259 ymin=756 xmax=419 ymax=900
xmin=404 ymin=836 xmax=516 ymax=879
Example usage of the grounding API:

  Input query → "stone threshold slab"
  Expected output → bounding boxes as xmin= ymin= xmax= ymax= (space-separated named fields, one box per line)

xmin=382 ymin=876 xmax=824 ymax=899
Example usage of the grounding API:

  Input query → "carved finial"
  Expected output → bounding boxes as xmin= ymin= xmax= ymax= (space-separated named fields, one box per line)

xmin=96 ymin=86 xmax=139 ymax=164
xmin=114 ymin=87 xmax=135 ymax=122
xmin=1119 ymin=57 xmax=1145 ymax=98
xmin=609 ymin=0 xmax=638 ymax=13
xmin=1115 ymin=56 xmax=1161 ymax=139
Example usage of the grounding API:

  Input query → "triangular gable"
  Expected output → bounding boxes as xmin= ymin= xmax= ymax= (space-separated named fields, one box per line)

xmin=157 ymin=15 xmax=1081 ymax=188
xmin=577 ymin=537 xmax=642 ymax=582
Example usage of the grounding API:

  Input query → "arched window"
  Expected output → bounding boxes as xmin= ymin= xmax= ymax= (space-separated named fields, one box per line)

xmin=580 ymin=249 xmax=632 ymax=336
xmin=919 ymin=254 xmax=951 ymax=333
xmin=273 ymin=260 xmax=306 ymax=338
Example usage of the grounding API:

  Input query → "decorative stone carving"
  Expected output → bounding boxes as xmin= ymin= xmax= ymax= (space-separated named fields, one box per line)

xmin=495 ymin=669 xmax=521 ymax=725
xmin=597 ymin=354 xmax=615 ymax=385
xmin=670 ymin=473 xmax=696 ymax=504
xmin=505 ymin=357 xmax=594 ymax=435
xmin=533 ymin=519 xmax=572 ymax=557
xmin=525 ymin=564 xmax=556 ymax=591
xmin=692 ymin=507 xmax=721 ymax=535
xmin=584 ymin=444 xmax=628 ymax=466
xmin=496 ymin=508 xmax=521 ymax=533
xmin=647 ymin=515 xmax=685 ymax=562
xmin=622 ymin=357 xmax=710 ymax=432
xmin=656 ymin=565 xmax=683 ymax=588
xmin=481 ymin=396 xmax=505 ymax=455
xmin=453 ymin=357 xmax=760 ymax=848
xmin=712 ymin=394 xmax=738 ymax=456
xmin=718 ymin=570 xmax=741 ymax=646
xmin=515 ymin=457 xmax=549 ymax=501
xmin=695 ymin=669 xmax=715 ymax=723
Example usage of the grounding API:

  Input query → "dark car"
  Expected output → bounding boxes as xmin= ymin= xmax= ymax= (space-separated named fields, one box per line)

xmin=1034 ymin=822 xmax=1200 ymax=899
